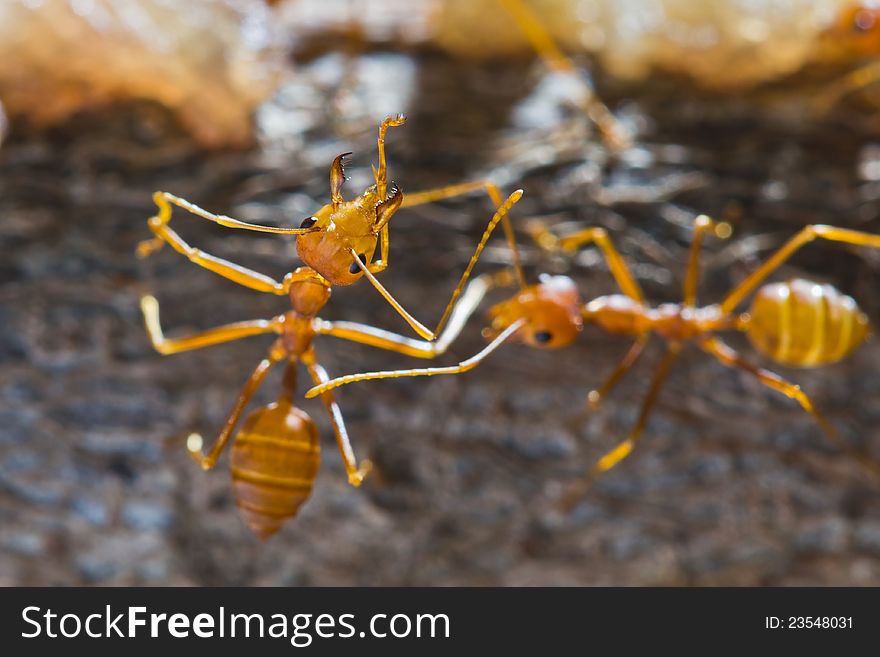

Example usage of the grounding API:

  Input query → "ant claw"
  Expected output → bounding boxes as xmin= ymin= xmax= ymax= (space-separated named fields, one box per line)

xmin=348 ymin=460 xmax=373 ymax=487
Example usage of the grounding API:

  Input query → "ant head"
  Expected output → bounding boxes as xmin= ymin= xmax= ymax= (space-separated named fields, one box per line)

xmin=826 ymin=3 xmax=880 ymax=55
xmin=486 ymin=274 xmax=583 ymax=349
xmin=296 ymin=152 xmax=403 ymax=286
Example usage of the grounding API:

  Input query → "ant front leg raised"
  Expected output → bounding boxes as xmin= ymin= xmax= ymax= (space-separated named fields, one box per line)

xmin=350 ymin=189 xmax=523 ymax=341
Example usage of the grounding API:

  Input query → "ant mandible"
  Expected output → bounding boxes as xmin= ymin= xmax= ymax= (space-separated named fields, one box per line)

xmin=137 ymin=115 xmax=523 ymax=537
xmin=307 ymin=215 xmax=880 ymax=499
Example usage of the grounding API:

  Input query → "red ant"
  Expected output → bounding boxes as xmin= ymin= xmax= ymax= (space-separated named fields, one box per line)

xmin=138 ymin=115 xmax=522 ymax=537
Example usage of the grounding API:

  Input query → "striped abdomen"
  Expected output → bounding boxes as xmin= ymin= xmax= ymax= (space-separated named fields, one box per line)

xmin=230 ymin=401 xmax=320 ymax=539
xmin=746 ymin=279 xmax=870 ymax=367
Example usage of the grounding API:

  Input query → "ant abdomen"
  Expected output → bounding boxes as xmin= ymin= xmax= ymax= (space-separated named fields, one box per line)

xmin=745 ymin=279 xmax=871 ymax=367
xmin=230 ymin=400 xmax=320 ymax=539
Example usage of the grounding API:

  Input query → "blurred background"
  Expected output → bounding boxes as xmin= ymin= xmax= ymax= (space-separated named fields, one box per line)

xmin=2 ymin=0 xmax=880 ymax=585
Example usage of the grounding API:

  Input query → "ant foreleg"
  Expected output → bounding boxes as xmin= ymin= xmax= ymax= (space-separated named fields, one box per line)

xmin=187 ymin=343 xmax=286 ymax=470
xmin=378 ymin=179 xmax=527 ymax=289
xmin=375 ymin=114 xmax=407 ymax=199
xmin=316 ymin=269 xmax=498 ymax=358
xmin=351 ymin=190 xmax=523 ymax=341
xmin=302 ymin=350 xmax=371 ymax=487
xmin=140 ymin=295 xmax=282 ymax=355
xmin=304 ymin=318 xmax=526 ymax=398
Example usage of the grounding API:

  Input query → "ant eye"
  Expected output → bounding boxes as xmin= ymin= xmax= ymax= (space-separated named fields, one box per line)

xmin=854 ymin=10 xmax=875 ymax=32
xmin=300 ymin=217 xmax=318 ymax=229
xmin=349 ymin=253 xmax=367 ymax=274
xmin=534 ymin=331 xmax=553 ymax=344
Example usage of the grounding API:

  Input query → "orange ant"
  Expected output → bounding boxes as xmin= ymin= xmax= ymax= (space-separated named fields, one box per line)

xmin=137 ymin=115 xmax=523 ymax=538
xmin=307 ymin=215 xmax=880 ymax=501
xmin=814 ymin=2 xmax=880 ymax=113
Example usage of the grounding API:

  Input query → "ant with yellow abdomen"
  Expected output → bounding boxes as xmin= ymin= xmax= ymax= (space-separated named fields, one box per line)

xmin=137 ymin=115 xmax=524 ymax=537
xmin=307 ymin=214 xmax=880 ymax=502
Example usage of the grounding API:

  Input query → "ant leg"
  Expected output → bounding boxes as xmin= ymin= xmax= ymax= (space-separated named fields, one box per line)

xmin=683 ymin=215 xmax=731 ymax=307
xmin=498 ymin=0 xmax=630 ymax=150
xmin=305 ymin=318 xmax=526 ymax=398
xmin=586 ymin=334 xmax=650 ymax=410
xmin=351 ymin=190 xmax=524 ymax=340
xmin=812 ymin=61 xmax=880 ymax=115
xmin=302 ymin=349 xmax=371 ymax=486
xmin=138 ymin=193 xmax=302 ymax=295
xmin=699 ymin=336 xmax=879 ymax=476
xmin=529 ymin=222 xmax=645 ymax=302
xmin=702 ymin=336 xmax=880 ymax=474
xmin=375 ymin=114 xmax=407 ymax=199
xmin=315 ymin=270 xmax=498 ymax=358
xmin=188 ymin=342 xmax=287 ymax=470
xmin=141 ymin=295 xmax=282 ymax=355
xmin=699 ymin=336 xmax=836 ymax=433
xmin=379 ymin=179 xmax=526 ymax=289
xmin=562 ymin=344 xmax=680 ymax=508
xmin=721 ymin=225 xmax=880 ymax=314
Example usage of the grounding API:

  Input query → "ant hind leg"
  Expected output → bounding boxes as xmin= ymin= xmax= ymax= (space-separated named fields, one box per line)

xmin=699 ymin=337 xmax=880 ymax=477
xmin=188 ymin=343 xmax=287 ymax=470
xmin=302 ymin=350 xmax=371 ymax=487
xmin=562 ymin=344 xmax=680 ymax=509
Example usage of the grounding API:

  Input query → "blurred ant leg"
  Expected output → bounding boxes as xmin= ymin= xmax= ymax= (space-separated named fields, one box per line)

xmin=398 ymin=180 xmax=526 ymax=289
xmin=812 ymin=61 xmax=880 ymax=115
xmin=302 ymin=349 xmax=371 ymax=486
xmin=188 ymin=343 xmax=287 ymax=470
xmin=141 ymin=295 xmax=281 ymax=355
xmin=531 ymin=222 xmax=645 ymax=302
xmin=375 ymin=114 xmax=407 ymax=199
xmin=721 ymin=225 xmax=880 ymax=313
xmin=683 ymin=215 xmax=731 ymax=307
xmin=700 ymin=337 xmax=880 ymax=477
xmin=305 ymin=319 xmax=527 ymax=398
xmin=594 ymin=344 xmax=680 ymax=473
xmin=586 ymin=334 xmax=650 ymax=410
xmin=562 ymin=344 xmax=680 ymax=509
xmin=352 ymin=190 xmax=524 ymax=340
xmin=699 ymin=336 xmax=838 ymax=434
xmin=316 ymin=270 xmax=498 ymax=357
xmin=498 ymin=0 xmax=630 ymax=150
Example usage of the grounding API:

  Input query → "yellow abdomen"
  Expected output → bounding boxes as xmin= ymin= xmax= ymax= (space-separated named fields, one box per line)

xmin=746 ymin=279 xmax=870 ymax=367
xmin=230 ymin=401 xmax=320 ymax=539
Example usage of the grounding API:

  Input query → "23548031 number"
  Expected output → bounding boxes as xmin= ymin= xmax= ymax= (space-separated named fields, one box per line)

xmin=788 ymin=617 xmax=852 ymax=629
